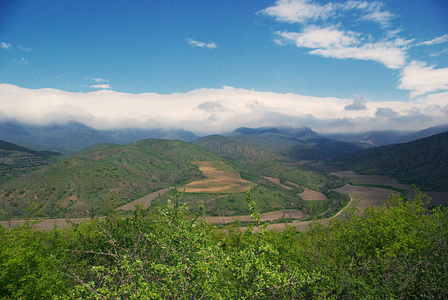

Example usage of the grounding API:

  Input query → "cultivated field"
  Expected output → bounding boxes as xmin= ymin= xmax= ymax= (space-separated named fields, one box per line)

xmin=205 ymin=209 xmax=303 ymax=225
xmin=118 ymin=188 xmax=172 ymax=211
xmin=263 ymin=176 xmax=328 ymax=200
xmin=183 ymin=161 xmax=256 ymax=193
xmin=332 ymin=184 xmax=400 ymax=212
xmin=331 ymin=171 xmax=412 ymax=190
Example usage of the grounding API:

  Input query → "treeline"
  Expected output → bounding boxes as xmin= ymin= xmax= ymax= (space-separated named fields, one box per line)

xmin=1 ymin=191 xmax=447 ymax=299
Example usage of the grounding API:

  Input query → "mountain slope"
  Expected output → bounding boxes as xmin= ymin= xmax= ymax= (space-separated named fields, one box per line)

xmin=192 ymin=135 xmax=343 ymax=191
xmin=0 ymin=121 xmax=118 ymax=152
xmin=228 ymin=126 xmax=368 ymax=159
xmin=339 ymin=131 xmax=448 ymax=191
xmin=228 ymin=126 xmax=321 ymax=151
xmin=287 ymin=138 xmax=368 ymax=160
xmin=0 ymin=140 xmax=61 ymax=178
xmin=105 ymin=128 xmax=201 ymax=143
xmin=192 ymin=135 xmax=285 ymax=162
xmin=0 ymin=121 xmax=201 ymax=152
xmin=0 ymin=139 xmax=222 ymax=219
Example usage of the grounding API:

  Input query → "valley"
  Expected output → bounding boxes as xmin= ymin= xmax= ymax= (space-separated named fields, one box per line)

xmin=1 ymin=124 xmax=447 ymax=299
xmin=0 ymin=125 xmax=447 ymax=231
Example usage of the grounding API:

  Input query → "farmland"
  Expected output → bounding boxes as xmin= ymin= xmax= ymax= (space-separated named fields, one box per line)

xmin=183 ymin=161 xmax=256 ymax=193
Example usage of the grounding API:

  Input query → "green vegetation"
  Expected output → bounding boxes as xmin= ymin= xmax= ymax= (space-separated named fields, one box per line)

xmin=0 ymin=139 xmax=61 ymax=181
xmin=0 ymin=136 xmax=345 ymax=222
xmin=0 ymin=190 xmax=447 ymax=299
xmin=340 ymin=131 xmax=448 ymax=191
xmin=192 ymin=135 xmax=344 ymax=191
xmin=0 ymin=140 xmax=222 ymax=220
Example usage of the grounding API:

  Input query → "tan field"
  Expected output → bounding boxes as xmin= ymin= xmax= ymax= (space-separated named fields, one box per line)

xmin=205 ymin=209 xmax=303 ymax=225
xmin=332 ymin=184 xmax=400 ymax=212
xmin=184 ymin=161 xmax=256 ymax=193
xmin=263 ymin=176 xmax=328 ymax=200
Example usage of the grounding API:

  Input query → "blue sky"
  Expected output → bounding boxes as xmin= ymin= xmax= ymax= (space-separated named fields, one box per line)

xmin=0 ymin=0 xmax=447 ymax=134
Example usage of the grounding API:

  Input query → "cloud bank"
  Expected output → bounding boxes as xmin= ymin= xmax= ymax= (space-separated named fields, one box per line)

xmin=1 ymin=84 xmax=446 ymax=135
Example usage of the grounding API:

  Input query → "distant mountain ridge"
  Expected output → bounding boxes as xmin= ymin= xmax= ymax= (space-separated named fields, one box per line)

xmin=324 ymin=124 xmax=448 ymax=146
xmin=1 ymin=120 xmax=446 ymax=154
xmin=0 ymin=121 xmax=200 ymax=152
xmin=228 ymin=126 xmax=369 ymax=159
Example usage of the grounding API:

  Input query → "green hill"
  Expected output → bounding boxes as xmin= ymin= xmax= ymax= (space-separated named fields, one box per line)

xmin=339 ymin=131 xmax=448 ymax=191
xmin=0 ymin=140 xmax=61 ymax=179
xmin=228 ymin=126 xmax=320 ymax=151
xmin=287 ymin=138 xmax=369 ymax=160
xmin=0 ymin=139 xmax=222 ymax=219
xmin=228 ymin=126 xmax=368 ymax=159
xmin=192 ymin=135 xmax=344 ymax=191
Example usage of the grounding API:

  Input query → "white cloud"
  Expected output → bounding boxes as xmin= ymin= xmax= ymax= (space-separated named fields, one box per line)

xmin=90 ymin=84 xmax=112 ymax=89
xmin=12 ymin=57 xmax=28 ymax=64
xmin=261 ymin=0 xmax=394 ymax=26
xmin=430 ymin=48 xmax=448 ymax=57
xmin=357 ymin=2 xmax=394 ymax=27
xmin=310 ymin=40 xmax=407 ymax=69
xmin=417 ymin=34 xmax=448 ymax=46
xmin=399 ymin=61 xmax=448 ymax=97
xmin=187 ymin=39 xmax=217 ymax=49
xmin=90 ymin=77 xmax=108 ymax=82
xmin=17 ymin=45 xmax=32 ymax=51
xmin=276 ymin=26 xmax=407 ymax=69
xmin=276 ymin=26 xmax=359 ymax=48
xmin=262 ymin=1 xmax=413 ymax=69
xmin=260 ymin=0 xmax=334 ymax=24
xmin=1 ymin=42 xmax=11 ymax=49
xmin=0 ymin=84 xmax=446 ymax=135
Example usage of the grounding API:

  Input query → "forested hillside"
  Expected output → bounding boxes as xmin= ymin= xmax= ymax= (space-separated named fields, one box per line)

xmin=0 ymin=140 xmax=61 ymax=180
xmin=340 ymin=131 xmax=448 ymax=191
xmin=0 ymin=139 xmax=221 ymax=219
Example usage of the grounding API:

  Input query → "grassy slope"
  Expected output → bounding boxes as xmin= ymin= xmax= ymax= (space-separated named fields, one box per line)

xmin=0 ymin=139 xmax=223 ymax=219
xmin=0 ymin=140 xmax=61 ymax=180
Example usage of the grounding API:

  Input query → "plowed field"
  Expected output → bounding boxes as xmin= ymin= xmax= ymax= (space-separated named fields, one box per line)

xmin=184 ymin=161 xmax=255 ymax=193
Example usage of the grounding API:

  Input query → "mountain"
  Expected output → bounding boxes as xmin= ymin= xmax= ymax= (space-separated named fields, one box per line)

xmin=228 ymin=126 xmax=368 ymax=159
xmin=105 ymin=128 xmax=201 ymax=143
xmin=0 ymin=139 xmax=221 ymax=219
xmin=339 ymin=131 xmax=448 ymax=191
xmin=192 ymin=134 xmax=342 ymax=191
xmin=0 ymin=121 xmax=118 ymax=152
xmin=192 ymin=135 xmax=285 ymax=162
xmin=324 ymin=124 xmax=448 ymax=146
xmin=287 ymin=138 xmax=369 ymax=160
xmin=228 ymin=126 xmax=321 ymax=151
xmin=0 ymin=121 xmax=201 ymax=152
xmin=0 ymin=140 xmax=61 ymax=178
xmin=324 ymin=130 xmax=410 ymax=146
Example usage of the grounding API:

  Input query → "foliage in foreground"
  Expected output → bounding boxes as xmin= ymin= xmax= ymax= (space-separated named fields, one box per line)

xmin=0 ymin=190 xmax=447 ymax=299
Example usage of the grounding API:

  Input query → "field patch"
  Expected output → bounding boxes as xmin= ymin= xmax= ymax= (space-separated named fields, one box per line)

xmin=205 ymin=209 xmax=303 ymax=225
xmin=332 ymin=184 xmax=400 ymax=212
xmin=183 ymin=161 xmax=256 ymax=193
xmin=263 ymin=176 xmax=327 ymax=200
xmin=331 ymin=171 xmax=411 ymax=190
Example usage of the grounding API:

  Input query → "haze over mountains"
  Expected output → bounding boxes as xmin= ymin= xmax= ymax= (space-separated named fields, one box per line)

xmin=1 ymin=120 xmax=446 ymax=153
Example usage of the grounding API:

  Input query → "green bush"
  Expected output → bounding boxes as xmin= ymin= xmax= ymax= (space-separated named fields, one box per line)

xmin=0 ymin=190 xmax=447 ymax=299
